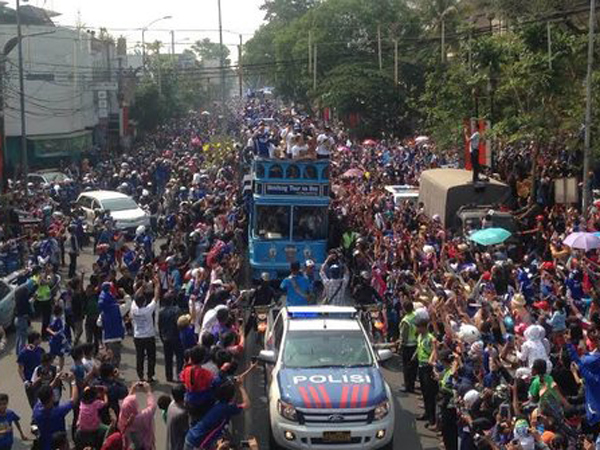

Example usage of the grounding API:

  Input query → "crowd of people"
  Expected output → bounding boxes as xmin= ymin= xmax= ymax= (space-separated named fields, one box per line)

xmin=0 ymin=95 xmax=599 ymax=450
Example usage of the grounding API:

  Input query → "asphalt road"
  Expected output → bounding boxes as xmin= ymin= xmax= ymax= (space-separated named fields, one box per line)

xmin=0 ymin=244 xmax=440 ymax=450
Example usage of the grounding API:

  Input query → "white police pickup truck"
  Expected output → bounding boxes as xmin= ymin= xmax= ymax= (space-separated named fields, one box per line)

xmin=257 ymin=306 xmax=395 ymax=450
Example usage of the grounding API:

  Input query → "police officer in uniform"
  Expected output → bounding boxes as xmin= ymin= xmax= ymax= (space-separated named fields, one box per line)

xmin=398 ymin=301 xmax=418 ymax=393
xmin=415 ymin=317 xmax=437 ymax=428
xmin=437 ymin=349 xmax=458 ymax=450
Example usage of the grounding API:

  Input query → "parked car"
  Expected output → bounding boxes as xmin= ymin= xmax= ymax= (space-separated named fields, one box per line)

xmin=76 ymin=190 xmax=150 ymax=234
xmin=0 ymin=274 xmax=19 ymax=329
xmin=28 ymin=170 xmax=69 ymax=186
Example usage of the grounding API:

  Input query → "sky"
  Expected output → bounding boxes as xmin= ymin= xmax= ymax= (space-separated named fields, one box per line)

xmin=11 ymin=0 xmax=266 ymax=56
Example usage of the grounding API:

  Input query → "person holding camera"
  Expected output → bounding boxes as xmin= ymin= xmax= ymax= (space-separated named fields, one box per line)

xmin=320 ymin=250 xmax=349 ymax=306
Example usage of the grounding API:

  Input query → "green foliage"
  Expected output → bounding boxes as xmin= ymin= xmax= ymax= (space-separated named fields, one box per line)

xmin=130 ymin=52 xmax=209 ymax=132
xmin=243 ymin=0 xmax=600 ymax=150
xmin=192 ymin=38 xmax=231 ymax=65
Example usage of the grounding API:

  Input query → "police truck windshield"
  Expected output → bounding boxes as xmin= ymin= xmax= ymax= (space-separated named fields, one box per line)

xmin=283 ymin=330 xmax=373 ymax=368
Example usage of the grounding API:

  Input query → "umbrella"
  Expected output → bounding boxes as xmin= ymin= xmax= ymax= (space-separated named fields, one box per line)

xmin=415 ymin=136 xmax=429 ymax=143
xmin=342 ymin=168 xmax=364 ymax=178
xmin=563 ymin=232 xmax=600 ymax=251
xmin=362 ymin=139 xmax=377 ymax=146
xmin=468 ymin=227 xmax=512 ymax=246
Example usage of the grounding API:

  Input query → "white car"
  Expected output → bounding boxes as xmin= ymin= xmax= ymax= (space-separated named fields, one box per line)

xmin=28 ymin=170 xmax=69 ymax=186
xmin=0 ymin=274 xmax=20 ymax=329
xmin=258 ymin=306 xmax=395 ymax=450
xmin=76 ymin=191 xmax=150 ymax=234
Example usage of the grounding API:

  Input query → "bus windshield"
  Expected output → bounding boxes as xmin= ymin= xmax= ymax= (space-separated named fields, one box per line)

xmin=255 ymin=205 xmax=290 ymax=240
xmin=293 ymin=206 xmax=328 ymax=240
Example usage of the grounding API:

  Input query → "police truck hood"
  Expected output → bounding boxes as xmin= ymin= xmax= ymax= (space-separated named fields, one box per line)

xmin=278 ymin=367 xmax=387 ymax=409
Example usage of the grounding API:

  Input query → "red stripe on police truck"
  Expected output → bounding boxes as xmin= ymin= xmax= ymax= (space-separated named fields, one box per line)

xmin=318 ymin=385 xmax=333 ymax=408
xmin=298 ymin=386 xmax=312 ymax=407
xmin=308 ymin=386 xmax=323 ymax=408
xmin=360 ymin=385 xmax=370 ymax=407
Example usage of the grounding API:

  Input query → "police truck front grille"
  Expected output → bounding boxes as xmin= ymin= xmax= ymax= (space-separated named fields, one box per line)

xmin=298 ymin=409 xmax=372 ymax=425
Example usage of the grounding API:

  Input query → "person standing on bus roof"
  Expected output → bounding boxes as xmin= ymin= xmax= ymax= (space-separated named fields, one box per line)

xmin=464 ymin=123 xmax=482 ymax=183
xmin=280 ymin=262 xmax=313 ymax=306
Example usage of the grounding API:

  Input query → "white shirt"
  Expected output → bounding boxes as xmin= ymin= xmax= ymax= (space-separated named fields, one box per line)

xmin=292 ymin=144 xmax=309 ymax=159
xmin=316 ymin=133 xmax=334 ymax=156
xmin=131 ymin=298 xmax=157 ymax=338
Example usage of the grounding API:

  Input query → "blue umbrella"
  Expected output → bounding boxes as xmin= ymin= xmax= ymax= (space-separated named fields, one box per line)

xmin=468 ymin=227 xmax=512 ymax=246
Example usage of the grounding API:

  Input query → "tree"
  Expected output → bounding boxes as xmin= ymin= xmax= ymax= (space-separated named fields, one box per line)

xmin=192 ymin=38 xmax=231 ymax=66
xmin=261 ymin=0 xmax=319 ymax=22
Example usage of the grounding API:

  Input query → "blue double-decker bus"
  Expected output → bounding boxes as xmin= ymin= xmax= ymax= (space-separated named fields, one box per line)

xmin=248 ymin=158 xmax=330 ymax=280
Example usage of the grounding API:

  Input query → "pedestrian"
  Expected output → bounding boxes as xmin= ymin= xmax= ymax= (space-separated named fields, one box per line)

xmin=33 ymin=271 xmax=53 ymax=341
xmin=14 ymin=279 xmax=36 ymax=355
xmin=68 ymin=224 xmax=80 ymax=279
xmin=464 ymin=122 xmax=482 ymax=183
xmin=398 ymin=301 xmax=418 ymax=393
xmin=415 ymin=318 xmax=437 ymax=428
xmin=84 ymin=275 xmax=102 ymax=354
xmin=166 ymin=384 xmax=188 ymax=450
xmin=118 ymin=382 xmax=157 ymax=450
xmin=0 ymin=393 xmax=28 ymax=450
xmin=159 ymin=292 xmax=184 ymax=383
xmin=280 ymin=261 xmax=312 ymax=306
xmin=47 ymin=303 xmax=68 ymax=370
xmin=98 ymin=282 xmax=131 ymax=368
xmin=183 ymin=377 xmax=251 ymax=450
xmin=17 ymin=331 xmax=44 ymax=408
xmin=75 ymin=386 xmax=109 ymax=449
xmin=320 ymin=254 xmax=349 ymax=306
xmin=131 ymin=277 xmax=160 ymax=382
xmin=32 ymin=375 xmax=79 ymax=450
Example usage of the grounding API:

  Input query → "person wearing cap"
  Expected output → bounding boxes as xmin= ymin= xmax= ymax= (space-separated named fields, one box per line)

xmin=398 ymin=301 xmax=418 ymax=393
xmin=415 ymin=317 xmax=437 ymax=428
xmin=320 ymin=253 xmax=349 ymax=306
xmin=437 ymin=349 xmax=458 ymax=450
xmin=98 ymin=282 xmax=132 ymax=368
xmin=280 ymin=261 xmax=313 ymax=307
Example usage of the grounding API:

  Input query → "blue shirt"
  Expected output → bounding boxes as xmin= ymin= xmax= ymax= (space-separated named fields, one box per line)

xmin=185 ymin=402 xmax=242 ymax=448
xmin=280 ymin=274 xmax=312 ymax=307
xmin=0 ymin=409 xmax=20 ymax=449
xmin=17 ymin=346 xmax=44 ymax=381
xmin=32 ymin=401 xmax=73 ymax=450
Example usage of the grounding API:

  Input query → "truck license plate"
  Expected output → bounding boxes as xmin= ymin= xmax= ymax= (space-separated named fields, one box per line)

xmin=323 ymin=431 xmax=351 ymax=443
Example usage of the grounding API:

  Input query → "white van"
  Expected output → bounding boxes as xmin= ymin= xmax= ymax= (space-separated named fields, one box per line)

xmin=76 ymin=190 xmax=150 ymax=234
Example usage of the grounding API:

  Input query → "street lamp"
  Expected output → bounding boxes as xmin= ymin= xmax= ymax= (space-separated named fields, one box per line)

xmin=141 ymin=15 xmax=172 ymax=71
xmin=217 ymin=0 xmax=225 ymax=105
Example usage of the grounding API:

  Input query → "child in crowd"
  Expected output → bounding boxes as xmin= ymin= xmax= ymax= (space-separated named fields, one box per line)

xmin=76 ymin=386 xmax=109 ymax=447
xmin=0 ymin=394 xmax=28 ymax=450
xmin=178 ymin=315 xmax=197 ymax=352
xmin=47 ymin=304 xmax=68 ymax=370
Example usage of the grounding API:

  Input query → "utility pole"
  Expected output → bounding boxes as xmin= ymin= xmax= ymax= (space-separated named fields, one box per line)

xmin=441 ymin=19 xmax=446 ymax=63
xmin=547 ymin=22 xmax=552 ymax=70
xmin=142 ymin=29 xmax=146 ymax=72
xmin=308 ymin=30 xmax=312 ymax=74
xmin=238 ymin=34 xmax=243 ymax=98
xmin=171 ymin=30 xmax=176 ymax=64
xmin=377 ymin=25 xmax=382 ymax=71
xmin=313 ymin=44 xmax=317 ymax=91
xmin=157 ymin=45 xmax=162 ymax=96
xmin=308 ymin=31 xmax=312 ymax=73
xmin=16 ymin=0 xmax=27 ymax=183
xmin=583 ymin=0 xmax=596 ymax=216
xmin=217 ymin=0 xmax=226 ymax=105
xmin=394 ymin=39 xmax=398 ymax=85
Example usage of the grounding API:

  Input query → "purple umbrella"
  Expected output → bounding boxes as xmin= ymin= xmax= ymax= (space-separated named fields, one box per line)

xmin=563 ymin=232 xmax=600 ymax=251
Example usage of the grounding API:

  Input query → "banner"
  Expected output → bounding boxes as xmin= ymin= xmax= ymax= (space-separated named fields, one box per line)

xmin=464 ymin=118 xmax=492 ymax=170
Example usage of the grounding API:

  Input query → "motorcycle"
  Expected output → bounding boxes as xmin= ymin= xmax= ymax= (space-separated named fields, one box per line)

xmin=360 ymin=304 xmax=388 ymax=344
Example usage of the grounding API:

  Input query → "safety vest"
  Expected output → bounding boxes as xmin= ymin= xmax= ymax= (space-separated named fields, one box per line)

xmin=417 ymin=332 xmax=433 ymax=365
xmin=400 ymin=311 xmax=417 ymax=346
